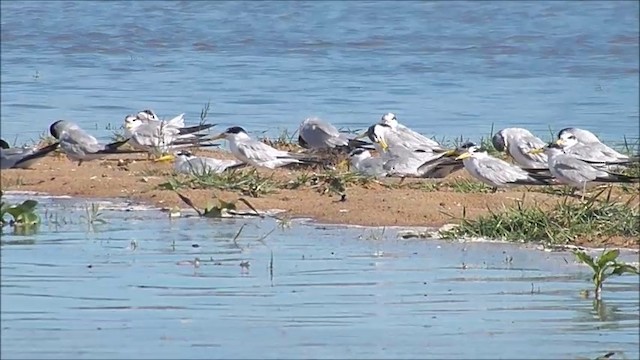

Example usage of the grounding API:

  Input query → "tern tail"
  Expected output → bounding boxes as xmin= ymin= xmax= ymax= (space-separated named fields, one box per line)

xmin=178 ymin=123 xmax=216 ymax=135
xmin=13 ymin=142 xmax=60 ymax=168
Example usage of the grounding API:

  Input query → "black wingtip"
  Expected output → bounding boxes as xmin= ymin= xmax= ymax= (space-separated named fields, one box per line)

xmin=13 ymin=142 xmax=60 ymax=168
xmin=178 ymin=123 xmax=216 ymax=135
xmin=103 ymin=138 xmax=131 ymax=151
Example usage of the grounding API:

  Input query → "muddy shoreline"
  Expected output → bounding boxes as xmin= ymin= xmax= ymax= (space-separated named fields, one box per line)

xmin=1 ymin=149 xmax=638 ymax=249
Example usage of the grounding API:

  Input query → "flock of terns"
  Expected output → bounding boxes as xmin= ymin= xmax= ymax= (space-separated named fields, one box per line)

xmin=1 ymin=109 xmax=639 ymax=197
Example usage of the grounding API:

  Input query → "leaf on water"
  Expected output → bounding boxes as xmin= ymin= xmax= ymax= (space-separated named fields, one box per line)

xmin=17 ymin=200 xmax=39 ymax=213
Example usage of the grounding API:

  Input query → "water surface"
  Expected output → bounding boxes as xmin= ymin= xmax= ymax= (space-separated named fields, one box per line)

xmin=1 ymin=1 xmax=638 ymax=146
xmin=1 ymin=193 xmax=639 ymax=359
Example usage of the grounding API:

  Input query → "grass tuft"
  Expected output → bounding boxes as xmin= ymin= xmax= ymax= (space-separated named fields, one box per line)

xmin=159 ymin=168 xmax=281 ymax=197
xmin=440 ymin=189 xmax=639 ymax=245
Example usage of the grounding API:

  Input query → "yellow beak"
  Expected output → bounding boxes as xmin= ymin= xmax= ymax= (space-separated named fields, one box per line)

xmin=378 ymin=139 xmax=389 ymax=152
xmin=528 ymin=147 xmax=544 ymax=155
xmin=443 ymin=149 xmax=457 ymax=157
xmin=554 ymin=139 xmax=565 ymax=146
xmin=455 ymin=152 xmax=472 ymax=161
xmin=154 ymin=154 xmax=175 ymax=163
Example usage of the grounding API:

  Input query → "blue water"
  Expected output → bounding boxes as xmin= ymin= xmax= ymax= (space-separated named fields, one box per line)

xmin=1 ymin=1 xmax=638 ymax=146
xmin=1 ymin=193 xmax=639 ymax=359
xmin=2 ymin=3 xmax=640 ymax=358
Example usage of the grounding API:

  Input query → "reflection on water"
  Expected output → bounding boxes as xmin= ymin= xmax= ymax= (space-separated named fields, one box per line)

xmin=1 ymin=194 xmax=638 ymax=359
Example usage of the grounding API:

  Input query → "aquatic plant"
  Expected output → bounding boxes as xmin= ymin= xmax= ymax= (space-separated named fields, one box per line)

xmin=440 ymin=188 xmax=639 ymax=245
xmin=175 ymin=191 xmax=262 ymax=218
xmin=1 ymin=198 xmax=40 ymax=233
xmin=574 ymin=249 xmax=639 ymax=301
xmin=81 ymin=202 xmax=107 ymax=228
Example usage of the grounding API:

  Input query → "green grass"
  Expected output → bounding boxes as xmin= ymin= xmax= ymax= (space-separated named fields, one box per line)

xmin=446 ymin=178 xmax=494 ymax=193
xmin=440 ymin=188 xmax=639 ymax=245
xmin=258 ymin=128 xmax=300 ymax=151
xmin=159 ymin=168 xmax=281 ymax=197
xmin=287 ymin=170 xmax=377 ymax=198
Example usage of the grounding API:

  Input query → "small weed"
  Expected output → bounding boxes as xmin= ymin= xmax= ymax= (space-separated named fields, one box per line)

xmin=36 ymin=130 xmax=59 ymax=147
xmin=81 ymin=202 xmax=107 ymax=230
xmin=159 ymin=168 xmax=280 ymax=197
xmin=574 ymin=249 xmax=639 ymax=301
xmin=446 ymin=178 xmax=494 ymax=193
xmin=106 ymin=123 xmax=127 ymax=143
xmin=299 ymin=170 xmax=376 ymax=198
xmin=258 ymin=128 xmax=300 ymax=151
xmin=286 ymin=172 xmax=314 ymax=190
xmin=440 ymin=189 xmax=639 ymax=245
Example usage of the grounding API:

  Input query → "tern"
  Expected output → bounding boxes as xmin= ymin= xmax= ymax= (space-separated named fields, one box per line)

xmin=492 ymin=127 xmax=548 ymax=169
xmin=455 ymin=145 xmax=554 ymax=191
xmin=211 ymin=126 xmax=321 ymax=169
xmin=49 ymin=120 xmax=135 ymax=165
xmin=1 ymin=139 xmax=60 ymax=169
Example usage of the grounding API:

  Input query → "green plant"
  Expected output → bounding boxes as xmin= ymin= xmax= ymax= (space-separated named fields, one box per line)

xmin=258 ymin=128 xmax=300 ymax=151
xmin=175 ymin=192 xmax=263 ymax=218
xmin=440 ymin=189 xmax=640 ymax=245
xmin=1 ymin=198 xmax=40 ymax=233
xmin=81 ymin=202 xmax=107 ymax=228
xmin=574 ymin=249 xmax=639 ymax=301
xmin=106 ymin=122 xmax=127 ymax=143
xmin=446 ymin=178 xmax=494 ymax=193
xmin=306 ymin=170 xmax=376 ymax=198
xmin=159 ymin=168 xmax=280 ymax=197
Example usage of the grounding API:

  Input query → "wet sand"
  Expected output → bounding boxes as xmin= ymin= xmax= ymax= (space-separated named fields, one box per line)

xmin=1 ymin=148 xmax=638 ymax=249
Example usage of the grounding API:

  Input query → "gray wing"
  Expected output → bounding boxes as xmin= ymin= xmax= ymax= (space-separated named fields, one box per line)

xmin=512 ymin=135 xmax=548 ymax=166
xmin=567 ymin=143 xmax=628 ymax=163
xmin=1 ymin=148 xmax=23 ymax=169
xmin=396 ymin=124 xmax=443 ymax=150
xmin=60 ymin=126 xmax=102 ymax=154
xmin=133 ymin=123 xmax=183 ymax=147
xmin=476 ymin=157 xmax=532 ymax=185
xmin=237 ymin=139 xmax=293 ymax=163
xmin=299 ymin=118 xmax=347 ymax=148
xmin=552 ymin=156 xmax=600 ymax=183
xmin=1 ymin=142 xmax=59 ymax=169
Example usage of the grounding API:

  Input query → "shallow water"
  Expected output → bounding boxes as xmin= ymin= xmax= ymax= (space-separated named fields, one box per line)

xmin=1 ymin=1 xmax=638 ymax=146
xmin=1 ymin=193 xmax=639 ymax=359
